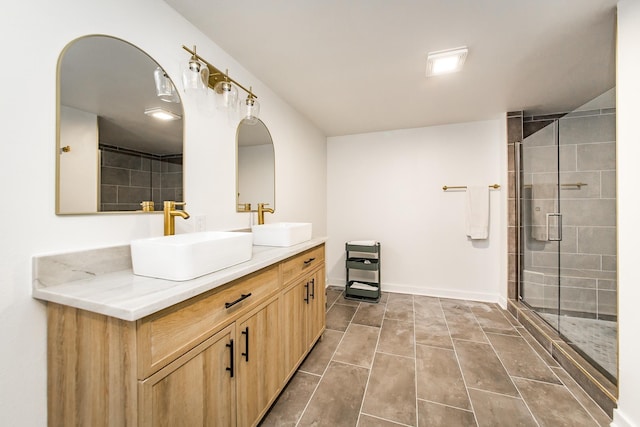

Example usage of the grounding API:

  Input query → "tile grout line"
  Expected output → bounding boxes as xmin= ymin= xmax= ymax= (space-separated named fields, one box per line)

xmin=517 ymin=301 xmax=612 ymax=425
xmin=412 ymin=295 xmax=418 ymax=427
xmin=282 ymin=290 xmax=608 ymax=427
xmin=294 ymin=289 xmax=354 ymax=427
xmin=439 ymin=297 xmax=480 ymax=427
xmin=516 ymin=319 xmax=609 ymax=425
xmin=547 ymin=368 xmax=610 ymax=426
xmin=510 ymin=305 xmax=609 ymax=425
xmin=355 ymin=293 xmax=386 ymax=426
xmin=416 ymin=397 xmax=475 ymax=413
xmin=358 ymin=412 xmax=413 ymax=427
xmin=469 ymin=301 xmax=541 ymax=427
xmin=483 ymin=328 xmax=565 ymax=388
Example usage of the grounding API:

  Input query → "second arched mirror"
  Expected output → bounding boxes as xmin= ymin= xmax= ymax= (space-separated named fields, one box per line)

xmin=236 ymin=119 xmax=275 ymax=212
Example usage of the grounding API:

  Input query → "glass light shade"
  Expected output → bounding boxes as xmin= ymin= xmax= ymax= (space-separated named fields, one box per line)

xmin=214 ymin=80 xmax=238 ymax=110
xmin=153 ymin=67 xmax=180 ymax=103
xmin=182 ymin=57 xmax=210 ymax=92
xmin=239 ymin=96 xmax=260 ymax=125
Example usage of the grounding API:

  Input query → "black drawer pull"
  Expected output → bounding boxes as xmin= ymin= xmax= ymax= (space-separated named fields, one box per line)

xmin=225 ymin=293 xmax=252 ymax=309
xmin=303 ymin=257 xmax=316 ymax=265
xmin=304 ymin=282 xmax=309 ymax=304
xmin=310 ymin=278 xmax=315 ymax=299
xmin=241 ymin=327 xmax=249 ymax=362
xmin=226 ymin=339 xmax=234 ymax=378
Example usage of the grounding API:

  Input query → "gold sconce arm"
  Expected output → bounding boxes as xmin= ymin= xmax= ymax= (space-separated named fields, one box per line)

xmin=181 ymin=45 xmax=258 ymax=99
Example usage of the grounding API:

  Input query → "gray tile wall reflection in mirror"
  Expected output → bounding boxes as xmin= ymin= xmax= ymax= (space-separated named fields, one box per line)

xmin=100 ymin=146 xmax=183 ymax=212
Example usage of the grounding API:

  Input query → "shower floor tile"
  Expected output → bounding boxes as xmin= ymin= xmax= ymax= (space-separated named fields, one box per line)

xmin=539 ymin=312 xmax=617 ymax=378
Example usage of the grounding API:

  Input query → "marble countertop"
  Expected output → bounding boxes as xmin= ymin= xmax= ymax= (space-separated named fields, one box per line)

xmin=32 ymin=237 xmax=326 ymax=321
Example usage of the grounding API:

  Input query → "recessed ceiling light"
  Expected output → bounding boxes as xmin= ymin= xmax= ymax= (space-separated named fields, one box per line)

xmin=144 ymin=107 xmax=182 ymax=121
xmin=426 ymin=47 xmax=468 ymax=77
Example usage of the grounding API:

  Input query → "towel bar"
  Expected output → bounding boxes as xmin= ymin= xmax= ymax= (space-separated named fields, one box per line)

xmin=442 ymin=184 xmax=501 ymax=191
xmin=522 ymin=182 xmax=587 ymax=189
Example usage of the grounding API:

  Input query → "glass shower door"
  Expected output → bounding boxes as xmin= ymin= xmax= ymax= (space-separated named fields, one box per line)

xmin=520 ymin=92 xmax=617 ymax=382
xmin=520 ymin=120 xmax=561 ymax=330
xmin=556 ymin=108 xmax=617 ymax=381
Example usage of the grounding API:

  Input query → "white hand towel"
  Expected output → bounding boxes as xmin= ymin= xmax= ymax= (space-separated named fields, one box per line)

xmin=348 ymin=240 xmax=378 ymax=246
xmin=350 ymin=282 xmax=378 ymax=291
xmin=465 ymin=186 xmax=489 ymax=240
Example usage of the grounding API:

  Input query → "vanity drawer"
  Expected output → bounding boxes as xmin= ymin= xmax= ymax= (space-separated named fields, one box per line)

xmin=137 ymin=265 xmax=279 ymax=378
xmin=281 ymin=244 xmax=325 ymax=286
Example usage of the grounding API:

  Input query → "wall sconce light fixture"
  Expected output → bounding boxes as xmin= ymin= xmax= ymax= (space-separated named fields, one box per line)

xmin=182 ymin=45 xmax=260 ymax=122
xmin=239 ymin=87 xmax=260 ymax=125
xmin=214 ymin=69 xmax=238 ymax=111
xmin=182 ymin=45 xmax=209 ymax=92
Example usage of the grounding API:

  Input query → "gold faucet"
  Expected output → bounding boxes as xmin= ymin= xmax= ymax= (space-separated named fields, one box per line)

xmin=163 ymin=201 xmax=190 ymax=235
xmin=140 ymin=201 xmax=155 ymax=212
xmin=237 ymin=202 xmax=252 ymax=212
xmin=257 ymin=203 xmax=274 ymax=225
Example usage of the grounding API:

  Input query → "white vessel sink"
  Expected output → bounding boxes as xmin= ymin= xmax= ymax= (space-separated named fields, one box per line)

xmin=252 ymin=222 xmax=312 ymax=247
xmin=131 ymin=231 xmax=253 ymax=281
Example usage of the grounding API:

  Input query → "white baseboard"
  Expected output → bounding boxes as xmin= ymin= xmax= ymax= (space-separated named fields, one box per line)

xmin=497 ymin=295 xmax=508 ymax=310
xmin=611 ymin=409 xmax=637 ymax=427
xmin=325 ymin=280 xmax=500 ymax=304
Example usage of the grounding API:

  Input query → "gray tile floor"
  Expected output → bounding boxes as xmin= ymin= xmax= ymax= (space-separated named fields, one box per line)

xmin=260 ymin=287 xmax=613 ymax=427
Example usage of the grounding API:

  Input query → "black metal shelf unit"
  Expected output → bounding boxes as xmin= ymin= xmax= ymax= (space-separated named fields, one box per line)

xmin=345 ymin=241 xmax=381 ymax=302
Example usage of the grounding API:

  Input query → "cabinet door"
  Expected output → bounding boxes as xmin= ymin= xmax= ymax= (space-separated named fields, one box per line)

xmin=236 ymin=297 xmax=281 ymax=427
xmin=307 ymin=268 xmax=326 ymax=347
xmin=139 ymin=325 xmax=236 ymax=427
xmin=282 ymin=277 xmax=310 ymax=379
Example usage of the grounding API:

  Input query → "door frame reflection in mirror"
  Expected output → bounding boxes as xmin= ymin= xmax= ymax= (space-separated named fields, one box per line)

xmin=56 ymin=34 xmax=184 ymax=215
xmin=236 ymin=118 xmax=275 ymax=213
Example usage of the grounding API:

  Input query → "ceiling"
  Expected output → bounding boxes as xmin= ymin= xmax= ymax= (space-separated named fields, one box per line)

xmin=164 ymin=0 xmax=617 ymax=137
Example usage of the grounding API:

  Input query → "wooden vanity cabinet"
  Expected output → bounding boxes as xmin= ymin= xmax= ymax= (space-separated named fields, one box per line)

xmin=307 ymin=268 xmax=326 ymax=352
xmin=46 ymin=243 xmax=325 ymax=427
xmin=139 ymin=324 xmax=236 ymax=427
xmin=140 ymin=296 xmax=281 ymax=427
xmin=236 ymin=296 xmax=281 ymax=427
xmin=281 ymin=247 xmax=326 ymax=381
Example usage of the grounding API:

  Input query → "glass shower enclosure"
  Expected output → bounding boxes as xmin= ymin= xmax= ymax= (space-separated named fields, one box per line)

xmin=519 ymin=88 xmax=617 ymax=382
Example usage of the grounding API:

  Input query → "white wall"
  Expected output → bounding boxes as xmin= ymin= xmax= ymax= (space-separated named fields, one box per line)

xmin=58 ymin=106 xmax=99 ymax=213
xmin=613 ymin=2 xmax=640 ymax=427
xmin=327 ymin=119 xmax=508 ymax=303
xmin=238 ymin=144 xmax=275 ymax=209
xmin=0 ymin=0 xmax=326 ymax=424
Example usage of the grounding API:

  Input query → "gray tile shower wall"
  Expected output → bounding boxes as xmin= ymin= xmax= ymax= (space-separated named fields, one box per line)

xmin=521 ymin=109 xmax=617 ymax=320
xmin=100 ymin=146 xmax=183 ymax=211
xmin=507 ymin=111 xmax=523 ymax=301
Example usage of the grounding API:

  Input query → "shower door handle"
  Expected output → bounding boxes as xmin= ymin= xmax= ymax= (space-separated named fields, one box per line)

xmin=546 ymin=213 xmax=562 ymax=241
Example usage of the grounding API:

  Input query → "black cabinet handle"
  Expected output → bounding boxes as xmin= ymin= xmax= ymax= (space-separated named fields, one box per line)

xmin=310 ymin=278 xmax=315 ymax=299
xmin=303 ymin=257 xmax=316 ymax=266
xmin=226 ymin=339 xmax=234 ymax=378
xmin=225 ymin=293 xmax=252 ymax=309
xmin=304 ymin=282 xmax=309 ymax=304
xmin=241 ymin=327 xmax=249 ymax=362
